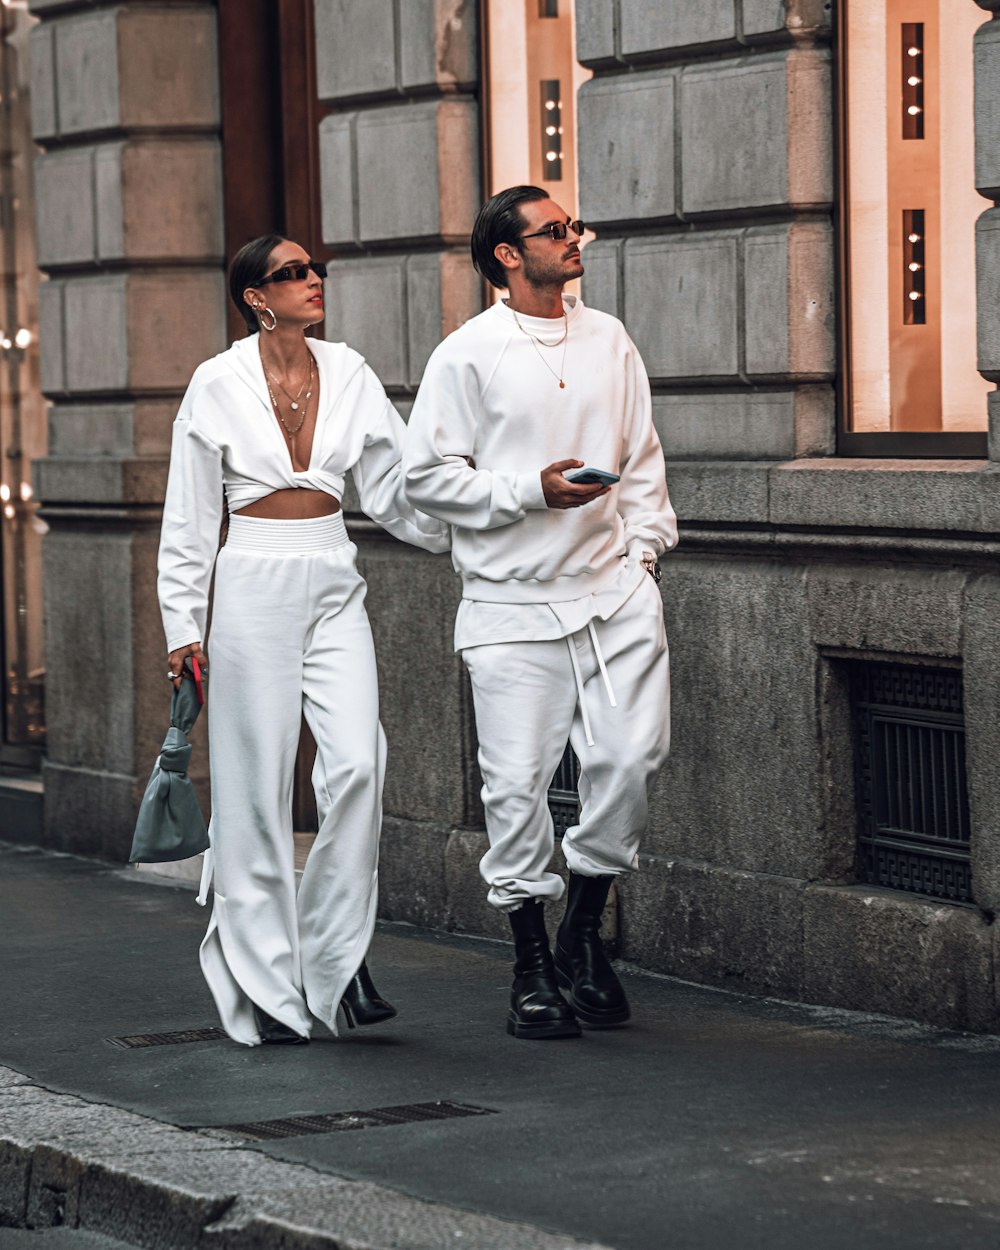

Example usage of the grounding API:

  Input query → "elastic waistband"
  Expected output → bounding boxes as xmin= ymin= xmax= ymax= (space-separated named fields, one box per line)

xmin=225 ymin=512 xmax=350 ymax=554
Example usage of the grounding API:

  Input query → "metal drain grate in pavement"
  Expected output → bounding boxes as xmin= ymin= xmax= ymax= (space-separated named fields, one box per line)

xmin=197 ymin=1100 xmax=497 ymax=1141
xmin=106 ymin=1027 xmax=228 ymax=1049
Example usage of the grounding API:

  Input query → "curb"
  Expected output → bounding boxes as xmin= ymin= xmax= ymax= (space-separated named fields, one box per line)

xmin=0 ymin=1067 xmax=610 ymax=1250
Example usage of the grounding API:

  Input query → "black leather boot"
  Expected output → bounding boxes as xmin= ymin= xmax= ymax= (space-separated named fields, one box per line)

xmin=555 ymin=873 xmax=630 ymax=1027
xmin=253 ymin=1005 xmax=309 ymax=1045
xmin=507 ymin=900 xmax=581 ymax=1040
xmin=340 ymin=960 xmax=397 ymax=1029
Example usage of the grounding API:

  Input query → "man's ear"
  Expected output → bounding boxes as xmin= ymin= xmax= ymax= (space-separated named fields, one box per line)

xmin=494 ymin=242 xmax=521 ymax=275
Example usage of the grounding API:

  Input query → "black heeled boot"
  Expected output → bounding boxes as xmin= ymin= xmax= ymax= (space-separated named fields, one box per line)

xmin=507 ymin=899 xmax=581 ymax=1040
xmin=253 ymin=1005 xmax=309 ymax=1045
xmin=340 ymin=961 xmax=397 ymax=1029
xmin=555 ymin=873 xmax=630 ymax=1027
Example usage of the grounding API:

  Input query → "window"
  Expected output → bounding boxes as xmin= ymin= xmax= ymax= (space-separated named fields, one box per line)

xmin=481 ymin=0 xmax=590 ymax=296
xmin=838 ymin=0 xmax=992 ymax=455
xmin=0 ymin=2 xmax=46 ymax=760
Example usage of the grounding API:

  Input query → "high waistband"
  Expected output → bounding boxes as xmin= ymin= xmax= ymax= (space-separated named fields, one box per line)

xmin=225 ymin=512 xmax=350 ymax=554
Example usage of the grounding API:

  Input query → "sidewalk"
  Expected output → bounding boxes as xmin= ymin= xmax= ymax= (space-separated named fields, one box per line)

xmin=3 ymin=842 xmax=1000 ymax=1250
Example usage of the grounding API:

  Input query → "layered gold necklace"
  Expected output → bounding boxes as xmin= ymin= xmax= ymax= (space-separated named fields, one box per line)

xmin=510 ymin=307 xmax=569 ymax=389
xmin=261 ymin=350 xmax=314 ymax=442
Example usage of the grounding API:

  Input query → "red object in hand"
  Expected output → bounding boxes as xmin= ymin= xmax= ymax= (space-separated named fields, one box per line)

xmin=189 ymin=655 xmax=205 ymax=705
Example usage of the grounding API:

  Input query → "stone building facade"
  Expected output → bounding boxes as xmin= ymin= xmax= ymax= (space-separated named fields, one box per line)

xmin=12 ymin=0 xmax=1000 ymax=1033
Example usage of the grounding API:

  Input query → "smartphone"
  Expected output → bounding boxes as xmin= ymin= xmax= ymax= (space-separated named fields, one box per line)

xmin=564 ymin=466 xmax=620 ymax=487
xmin=186 ymin=655 xmax=205 ymax=706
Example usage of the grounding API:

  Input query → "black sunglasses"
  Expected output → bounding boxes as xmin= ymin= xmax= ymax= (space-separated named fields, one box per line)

xmin=520 ymin=220 xmax=585 ymax=242
xmin=255 ymin=261 xmax=328 ymax=286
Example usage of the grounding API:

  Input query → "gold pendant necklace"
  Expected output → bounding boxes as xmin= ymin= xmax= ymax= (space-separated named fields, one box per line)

xmin=263 ymin=353 xmax=313 ymax=441
xmin=511 ymin=308 xmax=569 ymax=388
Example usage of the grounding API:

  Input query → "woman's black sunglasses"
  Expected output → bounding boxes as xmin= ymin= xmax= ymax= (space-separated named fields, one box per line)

xmin=255 ymin=261 xmax=328 ymax=287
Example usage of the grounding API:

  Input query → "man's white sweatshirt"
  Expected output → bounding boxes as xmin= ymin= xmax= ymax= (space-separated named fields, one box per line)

xmin=403 ymin=295 xmax=677 ymax=606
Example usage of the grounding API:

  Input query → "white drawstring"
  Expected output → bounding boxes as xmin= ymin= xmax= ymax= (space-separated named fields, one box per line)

xmin=588 ymin=620 xmax=618 ymax=709
xmin=565 ymin=620 xmax=617 ymax=749
xmin=196 ymin=845 xmax=214 ymax=906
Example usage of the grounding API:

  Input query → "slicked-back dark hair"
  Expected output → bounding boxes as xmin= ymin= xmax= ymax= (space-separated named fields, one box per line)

xmin=471 ymin=185 xmax=548 ymax=290
xmin=228 ymin=234 xmax=287 ymax=334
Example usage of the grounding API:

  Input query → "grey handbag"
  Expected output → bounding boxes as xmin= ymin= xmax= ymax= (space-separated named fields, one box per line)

xmin=130 ymin=676 xmax=209 ymax=863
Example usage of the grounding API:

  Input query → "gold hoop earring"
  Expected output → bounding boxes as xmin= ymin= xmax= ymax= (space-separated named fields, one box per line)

xmin=258 ymin=305 xmax=277 ymax=333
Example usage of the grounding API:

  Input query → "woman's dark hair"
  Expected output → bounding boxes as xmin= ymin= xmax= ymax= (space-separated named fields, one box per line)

xmin=471 ymin=186 xmax=548 ymax=290
xmin=228 ymin=234 xmax=287 ymax=334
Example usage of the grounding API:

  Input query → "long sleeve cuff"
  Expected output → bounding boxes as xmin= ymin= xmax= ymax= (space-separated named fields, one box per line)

xmin=516 ymin=470 xmax=548 ymax=511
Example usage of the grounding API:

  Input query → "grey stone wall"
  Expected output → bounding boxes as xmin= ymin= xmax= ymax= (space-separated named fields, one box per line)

xmin=571 ymin=0 xmax=1000 ymax=1033
xmin=30 ymin=0 xmax=225 ymax=858
xmin=311 ymin=0 xmax=488 ymax=924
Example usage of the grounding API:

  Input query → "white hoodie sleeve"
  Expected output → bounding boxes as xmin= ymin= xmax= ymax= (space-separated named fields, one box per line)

xmin=157 ymin=384 xmax=224 ymax=654
xmin=403 ymin=349 xmax=547 ymax=530
xmin=618 ymin=339 xmax=678 ymax=561
xmin=349 ymin=366 xmax=451 ymax=553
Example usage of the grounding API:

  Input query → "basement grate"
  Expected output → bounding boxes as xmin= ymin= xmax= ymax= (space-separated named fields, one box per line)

xmin=197 ymin=1099 xmax=497 ymax=1142
xmin=106 ymin=1027 xmax=229 ymax=1049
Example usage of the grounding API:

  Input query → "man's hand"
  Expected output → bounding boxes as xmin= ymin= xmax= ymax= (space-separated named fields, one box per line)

xmin=541 ymin=459 xmax=612 ymax=510
xmin=167 ymin=642 xmax=208 ymax=689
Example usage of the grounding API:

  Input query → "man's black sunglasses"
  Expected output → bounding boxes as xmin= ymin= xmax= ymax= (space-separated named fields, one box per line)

xmin=255 ymin=261 xmax=328 ymax=286
xmin=519 ymin=220 xmax=585 ymax=242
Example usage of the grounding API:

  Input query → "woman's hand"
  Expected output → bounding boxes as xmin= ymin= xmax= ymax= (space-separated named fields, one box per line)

xmin=167 ymin=642 xmax=207 ymax=689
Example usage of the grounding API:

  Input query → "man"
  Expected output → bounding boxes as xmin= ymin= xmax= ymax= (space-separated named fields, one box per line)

xmin=403 ymin=186 xmax=677 ymax=1040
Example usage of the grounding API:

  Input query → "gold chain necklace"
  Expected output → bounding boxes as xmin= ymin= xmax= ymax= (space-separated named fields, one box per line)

xmin=511 ymin=308 xmax=569 ymax=389
xmin=263 ymin=353 xmax=313 ymax=441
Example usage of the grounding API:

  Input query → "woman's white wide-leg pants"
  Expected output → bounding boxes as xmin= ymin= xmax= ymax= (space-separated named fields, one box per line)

xmin=462 ymin=573 xmax=670 ymax=912
xmin=199 ymin=514 xmax=385 ymax=1046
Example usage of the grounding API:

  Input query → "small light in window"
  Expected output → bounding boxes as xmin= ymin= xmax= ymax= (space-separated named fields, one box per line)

xmin=908 ymin=232 xmax=921 ymax=243
xmin=545 ymin=125 xmax=556 ymax=136
xmin=14 ymin=328 xmax=31 ymax=349
xmin=907 ymin=106 xmax=922 ymax=116
xmin=557 ymin=126 xmax=564 ymax=135
xmin=545 ymin=151 xmax=557 ymax=162
xmin=0 ymin=484 xmax=9 ymax=502
xmin=908 ymin=262 xmax=921 ymax=272
xmin=3 ymin=504 xmax=14 ymax=521
xmin=907 ymin=46 xmax=920 ymax=56
xmin=907 ymin=76 xmax=921 ymax=87
xmin=908 ymin=291 xmax=921 ymax=302
xmin=544 ymin=100 xmax=556 ymax=111
xmin=19 ymin=482 xmax=32 ymax=501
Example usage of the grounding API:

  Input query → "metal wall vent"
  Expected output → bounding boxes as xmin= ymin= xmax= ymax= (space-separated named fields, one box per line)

xmin=199 ymin=1100 xmax=496 ymax=1142
xmin=548 ymin=741 xmax=579 ymax=838
xmin=848 ymin=660 xmax=972 ymax=904
xmin=107 ymin=1027 xmax=228 ymax=1049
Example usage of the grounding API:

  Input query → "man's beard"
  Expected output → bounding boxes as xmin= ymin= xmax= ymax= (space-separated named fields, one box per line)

xmin=520 ymin=248 xmax=584 ymax=291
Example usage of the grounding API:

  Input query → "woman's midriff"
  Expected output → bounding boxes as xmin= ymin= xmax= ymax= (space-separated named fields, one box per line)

xmin=234 ymin=488 xmax=341 ymax=520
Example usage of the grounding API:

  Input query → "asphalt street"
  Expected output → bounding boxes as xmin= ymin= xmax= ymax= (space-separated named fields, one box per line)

xmin=4 ymin=842 xmax=1000 ymax=1249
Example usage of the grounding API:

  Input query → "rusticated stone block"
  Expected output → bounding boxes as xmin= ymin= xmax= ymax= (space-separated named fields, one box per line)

xmin=405 ymin=251 xmax=481 ymax=386
xmin=580 ymin=238 xmax=621 ymax=321
xmin=50 ymin=8 xmax=120 ymax=135
xmin=378 ymin=816 xmax=449 ymax=929
xmin=34 ymin=147 xmax=97 ymax=266
xmin=801 ymin=884 xmax=998 ymax=1032
xmin=575 ymin=0 xmax=617 ymax=66
xmin=623 ymin=234 xmax=739 ymax=381
xmin=649 ymin=553 xmax=830 ymax=878
xmin=617 ymin=855 xmax=806 ymax=997
xmin=744 ymin=221 xmax=835 ymax=380
xmin=399 ymin=0 xmax=477 ymax=92
xmin=961 ymin=574 xmax=1000 ymax=914
xmin=977 ymin=211 xmax=1000 ymax=382
xmin=578 ymin=71 xmax=676 ymax=226
xmin=654 ymin=387 xmax=833 ymax=460
xmin=314 ymin=0 xmax=396 ymax=102
xmin=356 ymin=99 xmax=479 ymax=244
xmin=680 ymin=50 xmax=832 ymax=214
xmin=325 ymin=256 xmax=407 ymax=388
xmin=319 ymin=113 xmax=356 ymax=247
xmin=769 ymin=459 xmax=1000 ymax=534
xmin=741 ymin=0 xmax=834 ymax=40
xmin=620 ymin=0 xmax=736 ymax=55
xmin=29 ymin=22 xmax=58 ymax=141
xmin=664 ymin=461 xmax=771 ymax=523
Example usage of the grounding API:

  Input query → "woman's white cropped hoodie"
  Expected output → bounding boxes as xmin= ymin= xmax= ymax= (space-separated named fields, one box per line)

xmin=158 ymin=334 xmax=450 ymax=652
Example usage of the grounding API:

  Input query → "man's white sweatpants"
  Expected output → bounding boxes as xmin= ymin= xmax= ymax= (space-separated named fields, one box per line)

xmin=198 ymin=513 xmax=385 ymax=1046
xmin=461 ymin=573 xmax=670 ymax=911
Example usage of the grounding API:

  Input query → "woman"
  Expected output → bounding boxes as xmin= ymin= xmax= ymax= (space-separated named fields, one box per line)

xmin=158 ymin=235 xmax=449 ymax=1046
